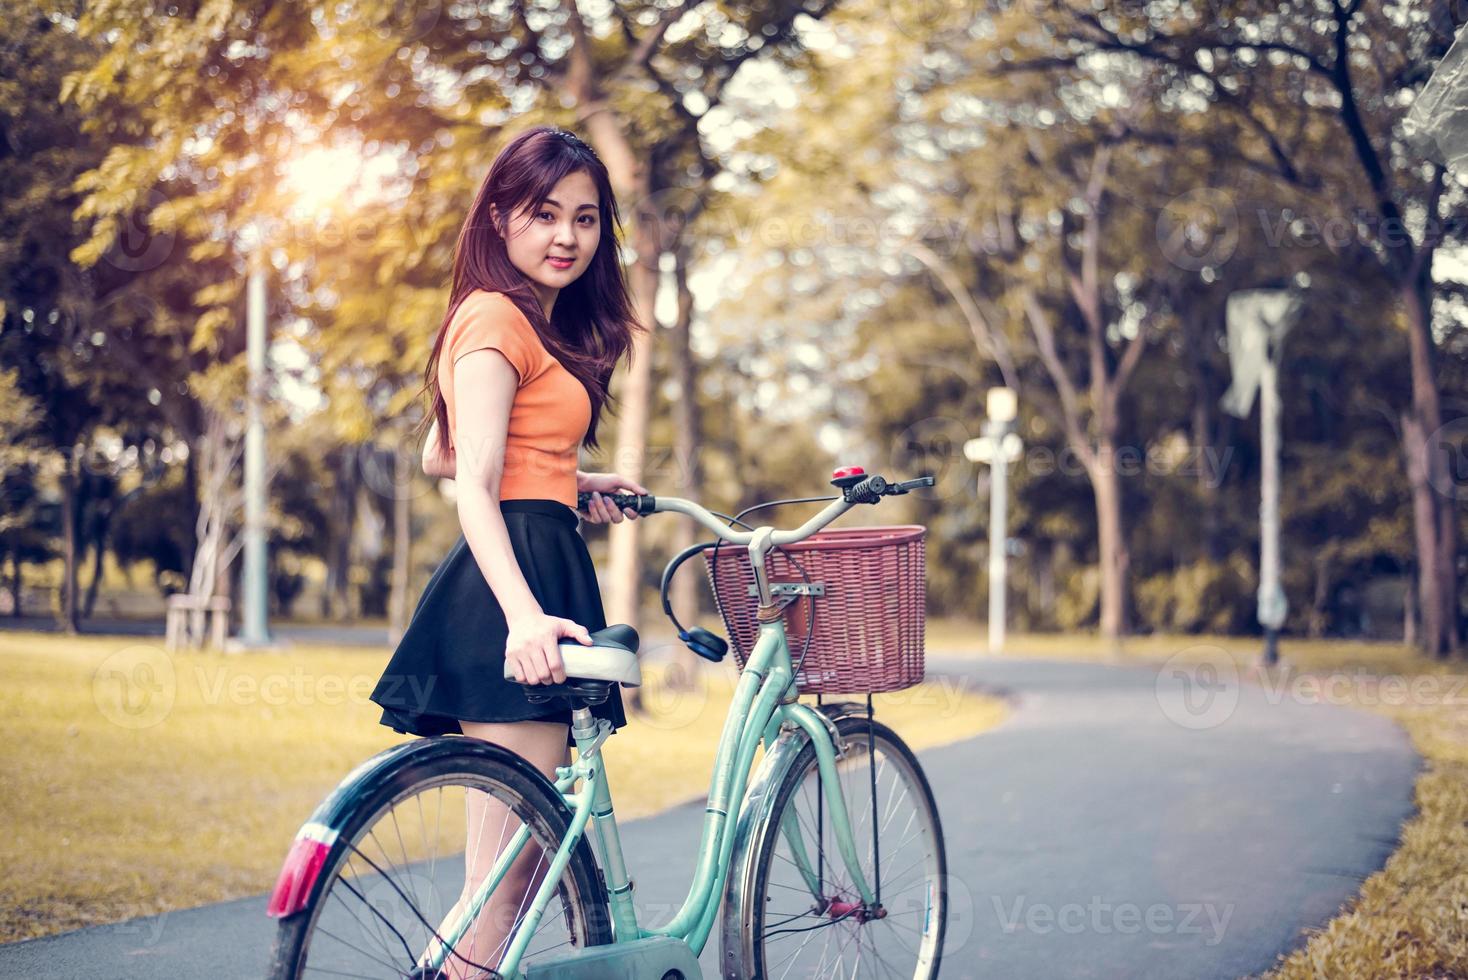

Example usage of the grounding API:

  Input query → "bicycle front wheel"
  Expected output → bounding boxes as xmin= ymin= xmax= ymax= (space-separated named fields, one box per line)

xmin=269 ymin=743 xmax=610 ymax=979
xmin=737 ymin=714 xmax=946 ymax=979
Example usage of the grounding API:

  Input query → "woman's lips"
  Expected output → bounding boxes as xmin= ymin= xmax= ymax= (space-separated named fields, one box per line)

xmin=546 ymin=256 xmax=574 ymax=269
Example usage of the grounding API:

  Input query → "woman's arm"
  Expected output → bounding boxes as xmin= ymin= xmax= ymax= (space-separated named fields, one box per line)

xmin=453 ymin=350 xmax=589 ymax=684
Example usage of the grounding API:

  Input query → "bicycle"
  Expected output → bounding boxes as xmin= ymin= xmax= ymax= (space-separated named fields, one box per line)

xmin=265 ymin=466 xmax=946 ymax=979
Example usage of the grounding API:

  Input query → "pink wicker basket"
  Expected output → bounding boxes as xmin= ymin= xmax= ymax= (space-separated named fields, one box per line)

xmin=702 ymin=525 xmax=927 ymax=694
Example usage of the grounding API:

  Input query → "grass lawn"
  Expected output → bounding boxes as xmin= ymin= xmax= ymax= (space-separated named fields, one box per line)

xmin=928 ymin=619 xmax=1468 ymax=979
xmin=0 ymin=630 xmax=1005 ymax=944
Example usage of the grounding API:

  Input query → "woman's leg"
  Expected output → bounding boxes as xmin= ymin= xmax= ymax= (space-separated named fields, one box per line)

xmin=420 ymin=718 xmax=571 ymax=979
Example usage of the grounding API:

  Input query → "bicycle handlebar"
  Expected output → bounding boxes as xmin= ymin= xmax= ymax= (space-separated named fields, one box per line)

xmin=575 ymin=472 xmax=934 ymax=547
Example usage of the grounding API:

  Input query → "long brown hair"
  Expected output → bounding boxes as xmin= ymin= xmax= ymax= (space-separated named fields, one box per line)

xmin=423 ymin=126 xmax=642 ymax=451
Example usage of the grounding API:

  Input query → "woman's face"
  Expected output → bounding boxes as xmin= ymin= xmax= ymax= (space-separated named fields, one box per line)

xmin=499 ymin=169 xmax=601 ymax=301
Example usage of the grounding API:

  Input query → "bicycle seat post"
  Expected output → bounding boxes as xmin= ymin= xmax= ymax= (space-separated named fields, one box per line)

xmin=567 ymin=703 xmax=640 ymax=941
xmin=569 ymin=705 xmax=599 ymax=744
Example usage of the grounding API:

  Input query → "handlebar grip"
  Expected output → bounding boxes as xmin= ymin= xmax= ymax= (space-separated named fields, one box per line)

xmin=841 ymin=473 xmax=934 ymax=504
xmin=846 ymin=475 xmax=888 ymax=504
xmin=576 ymin=491 xmax=657 ymax=515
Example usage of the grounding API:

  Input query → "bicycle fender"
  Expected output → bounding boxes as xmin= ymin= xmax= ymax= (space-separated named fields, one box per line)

xmin=267 ymin=735 xmax=568 ymax=919
xmin=718 ymin=701 xmax=864 ymax=978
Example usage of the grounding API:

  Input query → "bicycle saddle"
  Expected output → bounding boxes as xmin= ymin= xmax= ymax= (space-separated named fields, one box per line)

xmin=502 ymin=623 xmax=642 ymax=688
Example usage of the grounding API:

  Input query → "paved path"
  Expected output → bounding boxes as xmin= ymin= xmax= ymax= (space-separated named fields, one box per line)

xmin=0 ymin=656 xmax=1419 ymax=979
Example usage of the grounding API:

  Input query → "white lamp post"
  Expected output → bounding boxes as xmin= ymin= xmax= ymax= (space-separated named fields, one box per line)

xmin=1221 ymin=288 xmax=1302 ymax=666
xmin=238 ymin=220 xmax=272 ymax=648
xmin=965 ymin=387 xmax=1023 ymax=655
xmin=231 ymin=147 xmax=372 ymax=648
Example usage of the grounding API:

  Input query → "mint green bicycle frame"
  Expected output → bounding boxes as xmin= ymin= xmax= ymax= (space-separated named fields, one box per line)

xmin=425 ymin=497 xmax=877 ymax=979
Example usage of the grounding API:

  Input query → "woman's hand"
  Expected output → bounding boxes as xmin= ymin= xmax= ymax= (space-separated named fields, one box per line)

xmin=504 ymin=611 xmax=592 ymax=685
xmin=576 ymin=470 xmax=649 ymax=524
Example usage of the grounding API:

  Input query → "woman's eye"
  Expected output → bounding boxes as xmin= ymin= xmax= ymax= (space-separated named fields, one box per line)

xmin=537 ymin=211 xmax=553 ymax=221
xmin=579 ymin=215 xmax=596 ymax=225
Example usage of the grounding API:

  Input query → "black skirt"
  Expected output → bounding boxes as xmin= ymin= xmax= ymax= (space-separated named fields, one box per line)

xmin=370 ymin=498 xmax=628 ymax=744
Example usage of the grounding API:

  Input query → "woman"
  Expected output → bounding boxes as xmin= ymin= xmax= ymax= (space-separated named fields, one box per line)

xmin=368 ymin=125 xmax=647 ymax=977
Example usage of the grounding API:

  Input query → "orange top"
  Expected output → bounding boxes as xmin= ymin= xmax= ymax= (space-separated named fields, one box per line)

xmin=440 ymin=289 xmax=590 ymax=509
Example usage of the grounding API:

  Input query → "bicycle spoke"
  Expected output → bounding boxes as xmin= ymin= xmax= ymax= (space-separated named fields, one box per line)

xmin=859 ymin=929 xmax=907 ymax=980
xmin=750 ymin=724 xmax=943 ymax=980
xmin=777 ymin=924 xmax=826 ymax=979
xmin=390 ymin=807 xmax=422 ymax=918
xmin=276 ymin=751 xmax=609 ymax=980
xmin=351 ymin=844 xmax=500 ymax=977
xmin=486 ymin=846 xmax=549 ymax=966
xmin=302 ymin=963 xmax=395 ymax=979
xmin=337 ymin=845 xmax=399 ymax=961
xmin=792 ymin=770 xmax=851 ymax=890
xmin=325 ymin=878 xmax=403 ymax=965
xmin=309 ymin=923 xmax=403 ymax=976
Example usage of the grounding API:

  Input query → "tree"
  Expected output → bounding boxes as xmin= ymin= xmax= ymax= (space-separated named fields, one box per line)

xmin=1000 ymin=0 xmax=1465 ymax=651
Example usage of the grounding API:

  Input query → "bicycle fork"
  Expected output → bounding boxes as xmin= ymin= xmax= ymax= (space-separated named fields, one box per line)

xmin=777 ymin=702 xmax=879 ymax=911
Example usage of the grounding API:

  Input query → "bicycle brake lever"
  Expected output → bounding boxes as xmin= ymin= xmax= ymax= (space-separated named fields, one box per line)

xmin=889 ymin=475 xmax=936 ymax=494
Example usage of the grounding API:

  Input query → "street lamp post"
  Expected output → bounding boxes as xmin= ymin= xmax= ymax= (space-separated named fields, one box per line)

xmin=230 ymin=148 xmax=370 ymax=649
xmin=239 ymin=232 xmax=272 ymax=647
xmin=965 ymin=387 xmax=1022 ymax=656
xmin=1222 ymin=288 xmax=1302 ymax=667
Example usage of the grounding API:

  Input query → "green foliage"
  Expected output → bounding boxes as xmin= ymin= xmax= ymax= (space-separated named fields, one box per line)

xmin=1135 ymin=556 xmax=1256 ymax=634
xmin=4 ymin=0 xmax=1464 ymax=643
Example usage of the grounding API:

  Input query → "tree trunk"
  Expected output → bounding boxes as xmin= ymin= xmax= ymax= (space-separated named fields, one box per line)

xmin=82 ymin=528 xmax=104 ymax=621
xmin=187 ymin=410 xmax=240 ymax=648
xmin=8 ymin=550 xmax=21 ymax=618
xmin=1034 ymin=540 xmax=1055 ymax=627
xmin=1309 ymin=547 xmax=1333 ymax=639
xmin=182 ymin=445 xmax=199 ymax=586
xmin=1090 ymin=448 xmax=1129 ymax=639
xmin=565 ymin=94 xmax=658 ymax=711
xmin=1400 ymin=275 xmax=1459 ymax=656
xmin=323 ymin=449 xmax=360 ymax=621
xmin=81 ymin=488 xmax=119 ymax=622
xmin=389 ymin=446 xmax=411 ymax=646
xmin=668 ymin=249 xmax=703 ymax=687
xmin=59 ymin=450 xmax=80 ymax=635
xmin=217 ymin=539 xmax=235 ymax=644
xmin=1189 ymin=304 xmax=1227 ymax=562
xmin=597 ymin=158 xmax=657 ymax=643
xmin=604 ymin=214 xmax=657 ymax=637
xmin=1404 ymin=570 xmax=1418 ymax=648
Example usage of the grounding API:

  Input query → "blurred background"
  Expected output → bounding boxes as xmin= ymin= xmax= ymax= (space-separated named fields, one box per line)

xmin=5 ymin=2 xmax=1468 ymax=973
xmin=4 ymin=0 xmax=1465 ymax=656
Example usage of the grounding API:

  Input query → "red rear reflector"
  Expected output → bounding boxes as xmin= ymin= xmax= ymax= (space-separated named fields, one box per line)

xmin=267 ymin=836 xmax=332 ymax=918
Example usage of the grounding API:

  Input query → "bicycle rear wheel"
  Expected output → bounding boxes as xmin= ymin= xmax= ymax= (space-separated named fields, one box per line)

xmin=736 ymin=715 xmax=946 ymax=979
xmin=269 ymin=744 xmax=610 ymax=979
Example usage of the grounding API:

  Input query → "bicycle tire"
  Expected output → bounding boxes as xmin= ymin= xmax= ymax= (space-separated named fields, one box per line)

xmin=734 ymin=715 xmax=946 ymax=979
xmin=269 ymin=744 xmax=611 ymax=979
